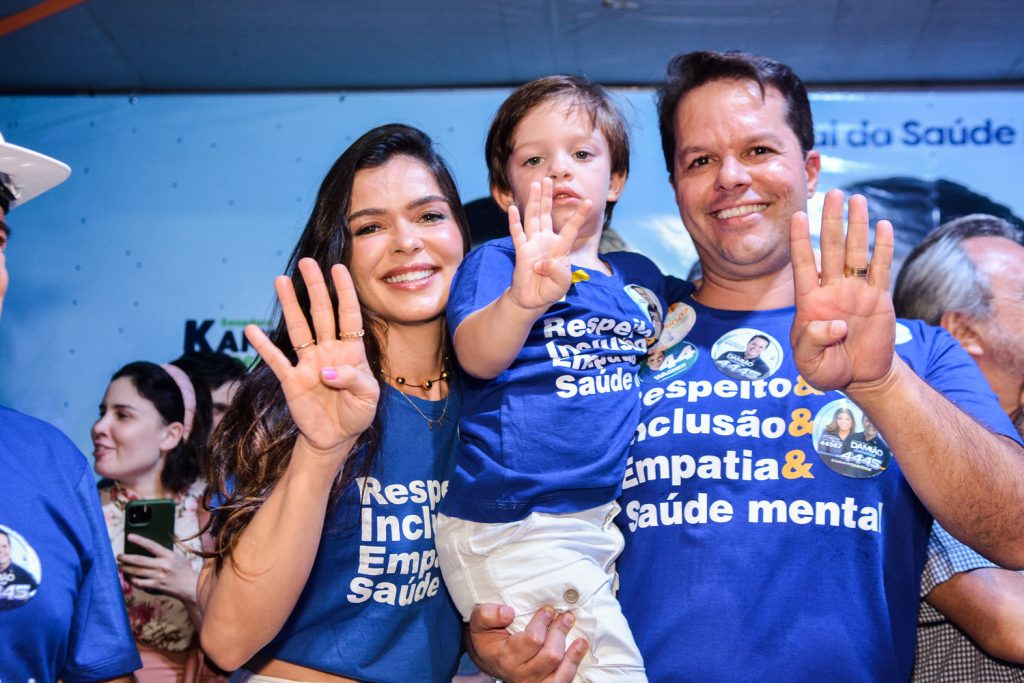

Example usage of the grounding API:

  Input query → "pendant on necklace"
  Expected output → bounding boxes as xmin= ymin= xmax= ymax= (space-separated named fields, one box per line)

xmin=396 ymin=387 xmax=450 ymax=430
xmin=426 ymin=414 xmax=449 ymax=430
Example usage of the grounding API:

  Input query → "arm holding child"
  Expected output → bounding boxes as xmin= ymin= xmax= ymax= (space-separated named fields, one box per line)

xmin=454 ymin=178 xmax=591 ymax=379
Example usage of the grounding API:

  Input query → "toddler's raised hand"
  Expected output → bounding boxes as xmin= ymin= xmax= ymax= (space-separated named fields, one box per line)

xmin=508 ymin=178 xmax=592 ymax=312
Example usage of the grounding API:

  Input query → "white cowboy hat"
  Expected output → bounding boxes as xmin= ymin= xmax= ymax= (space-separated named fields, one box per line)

xmin=0 ymin=131 xmax=71 ymax=210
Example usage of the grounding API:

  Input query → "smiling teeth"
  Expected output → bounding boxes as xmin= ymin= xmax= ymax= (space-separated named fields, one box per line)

xmin=714 ymin=203 xmax=769 ymax=219
xmin=384 ymin=269 xmax=434 ymax=284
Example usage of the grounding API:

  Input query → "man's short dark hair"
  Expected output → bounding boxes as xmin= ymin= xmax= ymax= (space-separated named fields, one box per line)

xmin=172 ymin=351 xmax=247 ymax=389
xmin=657 ymin=51 xmax=814 ymax=182
xmin=751 ymin=334 xmax=771 ymax=346
xmin=0 ymin=172 xmax=15 ymax=214
xmin=893 ymin=214 xmax=1023 ymax=325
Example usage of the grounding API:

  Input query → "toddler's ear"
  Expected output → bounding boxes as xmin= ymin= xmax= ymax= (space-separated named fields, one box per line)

xmin=491 ymin=184 xmax=516 ymax=213
xmin=607 ymin=171 xmax=627 ymax=202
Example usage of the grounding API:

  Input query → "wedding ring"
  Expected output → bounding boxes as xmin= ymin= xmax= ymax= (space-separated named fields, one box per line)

xmin=293 ymin=339 xmax=316 ymax=351
xmin=843 ymin=265 xmax=870 ymax=278
xmin=338 ymin=329 xmax=365 ymax=340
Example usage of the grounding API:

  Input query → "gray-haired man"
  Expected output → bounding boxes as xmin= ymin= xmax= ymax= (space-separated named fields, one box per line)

xmin=895 ymin=214 xmax=1024 ymax=681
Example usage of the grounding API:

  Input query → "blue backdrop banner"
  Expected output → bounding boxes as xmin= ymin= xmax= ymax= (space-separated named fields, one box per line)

xmin=2 ymin=88 xmax=1022 ymax=456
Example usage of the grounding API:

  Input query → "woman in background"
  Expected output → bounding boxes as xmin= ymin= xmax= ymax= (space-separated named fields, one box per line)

xmin=92 ymin=360 xmax=216 ymax=681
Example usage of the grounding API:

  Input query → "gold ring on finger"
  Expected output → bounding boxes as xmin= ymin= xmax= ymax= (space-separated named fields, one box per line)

xmin=293 ymin=339 xmax=317 ymax=351
xmin=338 ymin=329 xmax=365 ymax=340
xmin=843 ymin=264 xmax=870 ymax=278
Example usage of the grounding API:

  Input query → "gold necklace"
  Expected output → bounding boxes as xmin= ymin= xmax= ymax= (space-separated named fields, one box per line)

xmin=383 ymin=368 xmax=449 ymax=390
xmin=381 ymin=356 xmax=449 ymax=390
xmin=394 ymin=388 xmax=450 ymax=430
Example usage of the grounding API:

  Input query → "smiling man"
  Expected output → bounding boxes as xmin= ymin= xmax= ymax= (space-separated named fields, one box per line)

xmin=612 ymin=51 xmax=1024 ymax=682
xmin=714 ymin=333 xmax=772 ymax=379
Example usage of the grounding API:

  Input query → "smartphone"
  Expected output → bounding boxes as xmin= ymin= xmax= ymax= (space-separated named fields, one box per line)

xmin=124 ymin=499 xmax=175 ymax=557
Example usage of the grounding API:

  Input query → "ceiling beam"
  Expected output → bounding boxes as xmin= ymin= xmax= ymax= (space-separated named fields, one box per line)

xmin=0 ymin=0 xmax=86 ymax=38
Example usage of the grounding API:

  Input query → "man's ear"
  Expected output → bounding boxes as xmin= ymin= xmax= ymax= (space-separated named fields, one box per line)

xmin=804 ymin=150 xmax=821 ymax=198
xmin=491 ymin=185 xmax=515 ymax=213
xmin=940 ymin=310 xmax=985 ymax=358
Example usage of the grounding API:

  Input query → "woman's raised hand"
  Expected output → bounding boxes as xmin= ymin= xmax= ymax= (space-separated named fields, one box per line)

xmin=244 ymin=258 xmax=380 ymax=461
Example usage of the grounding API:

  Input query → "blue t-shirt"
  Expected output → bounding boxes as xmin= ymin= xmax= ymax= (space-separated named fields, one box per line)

xmin=0 ymin=406 xmax=141 ymax=683
xmin=257 ymin=386 xmax=463 ymax=682
xmin=616 ymin=297 xmax=1021 ymax=683
xmin=443 ymin=238 xmax=667 ymax=522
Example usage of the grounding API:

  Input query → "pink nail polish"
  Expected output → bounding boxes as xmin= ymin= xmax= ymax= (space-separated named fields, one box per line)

xmin=321 ymin=368 xmax=338 ymax=380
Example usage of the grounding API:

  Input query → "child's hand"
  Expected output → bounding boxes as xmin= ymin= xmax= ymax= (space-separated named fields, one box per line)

xmin=508 ymin=178 xmax=592 ymax=311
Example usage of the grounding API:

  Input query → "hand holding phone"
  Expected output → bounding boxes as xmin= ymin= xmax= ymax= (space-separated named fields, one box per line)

xmin=119 ymin=499 xmax=200 ymax=602
xmin=124 ymin=499 xmax=175 ymax=557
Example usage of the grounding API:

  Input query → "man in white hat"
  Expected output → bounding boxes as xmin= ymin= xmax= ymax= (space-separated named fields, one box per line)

xmin=0 ymin=132 xmax=141 ymax=681
xmin=0 ymin=131 xmax=72 ymax=312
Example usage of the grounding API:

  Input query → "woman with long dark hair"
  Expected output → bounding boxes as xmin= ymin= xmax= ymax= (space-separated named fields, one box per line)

xmin=198 ymin=124 xmax=470 ymax=682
